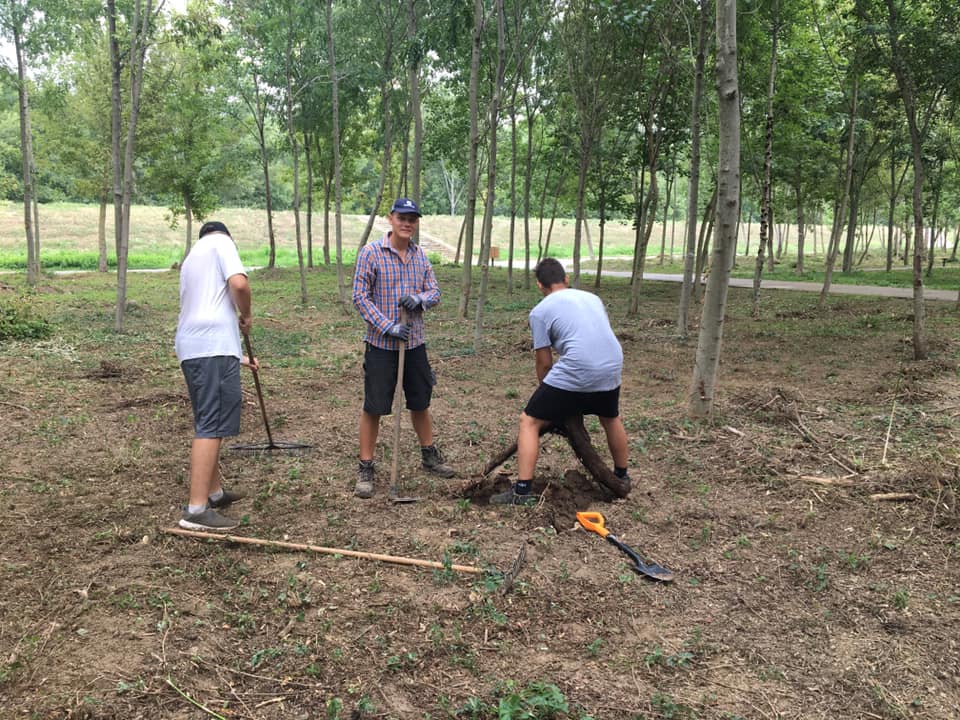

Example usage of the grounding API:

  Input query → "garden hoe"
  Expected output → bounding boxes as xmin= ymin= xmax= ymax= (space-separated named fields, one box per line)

xmin=389 ymin=310 xmax=419 ymax=503
xmin=576 ymin=511 xmax=674 ymax=582
xmin=228 ymin=332 xmax=313 ymax=455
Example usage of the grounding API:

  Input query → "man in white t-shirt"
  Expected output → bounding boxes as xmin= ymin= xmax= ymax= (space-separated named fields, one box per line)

xmin=491 ymin=258 xmax=630 ymax=506
xmin=175 ymin=221 xmax=258 ymax=530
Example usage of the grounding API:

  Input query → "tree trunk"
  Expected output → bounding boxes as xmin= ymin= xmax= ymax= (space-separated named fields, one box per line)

xmin=98 ymin=191 xmax=108 ymax=272
xmin=357 ymin=24 xmax=394 ymax=250
xmin=794 ymin=179 xmax=805 ymax=274
xmin=458 ymin=0 xmax=483 ymax=319
xmin=678 ymin=0 xmax=709 ymax=337
xmin=283 ymin=16 xmax=307 ymax=306
xmin=819 ymin=73 xmax=858 ymax=309
xmin=183 ymin=192 xmax=193 ymax=259
xmin=13 ymin=22 xmax=38 ymax=287
xmin=473 ymin=0 xmax=505 ymax=353
xmin=406 ymin=0 xmax=423 ymax=225
xmin=305 ymin=131 xmax=314 ymax=268
xmin=884 ymin=0 xmax=926 ymax=359
xmin=115 ymin=0 xmax=153 ymax=333
xmin=688 ymin=0 xmax=739 ymax=419
xmin=326 ymin=0 xmax=347 ymax=304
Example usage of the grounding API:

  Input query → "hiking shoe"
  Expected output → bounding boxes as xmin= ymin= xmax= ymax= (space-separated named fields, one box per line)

xmin=355 ymin=461 xmax=375 ymax=499
xmin=489 ymin=487 xmax=539 ymax=507
xmin=209 ymin=489 xmax=245 ymax=509
xmin=421 ymin=445 xmax=455 ymax=478
xmin=179 ymin=507 xmax=238 ymax=532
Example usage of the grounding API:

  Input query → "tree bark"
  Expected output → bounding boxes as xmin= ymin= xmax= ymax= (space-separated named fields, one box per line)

xmin=12 ymin=21 xmax=38 ymax=287
xmin=688 ymin=0 xmax=739 ymax=419
xmin=458 ymin=0 xmax=484 ymax=319
xmin=678 ymin=0 xmax=710 ymax=337
xmin=326 ymin=0 xmax=347 ymax=304
xmin=473 ymin=0 xmax=505 ymax=353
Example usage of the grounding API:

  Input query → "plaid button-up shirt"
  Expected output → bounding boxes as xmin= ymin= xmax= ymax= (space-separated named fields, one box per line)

xmin=352 ymin=234 xmax=441 ymax=350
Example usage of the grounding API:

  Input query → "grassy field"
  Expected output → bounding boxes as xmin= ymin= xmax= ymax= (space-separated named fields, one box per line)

xmin=3 ymin=201 xmax=959 ymax=290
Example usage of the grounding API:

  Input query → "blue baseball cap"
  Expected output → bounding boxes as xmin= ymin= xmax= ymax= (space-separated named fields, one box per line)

xmin=390 ymin=198 xmax=422 ymax=217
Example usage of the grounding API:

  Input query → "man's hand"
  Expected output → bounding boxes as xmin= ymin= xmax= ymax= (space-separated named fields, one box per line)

xmin=238 ymin=314 xmax=252 ymax=335
xmin=241 ymin=355 xmax=260 ymax=371
xmin=398 ymin=294 xmax=423 ymax=311
xmin=387 ymin=323 xmax=411 ymax=341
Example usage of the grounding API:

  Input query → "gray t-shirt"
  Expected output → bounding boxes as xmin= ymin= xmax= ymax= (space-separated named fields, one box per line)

xmin=529 ymin=288 xmax=623 ymax=392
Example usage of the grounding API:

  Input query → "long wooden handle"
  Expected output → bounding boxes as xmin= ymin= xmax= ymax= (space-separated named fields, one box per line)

xmin=162 ymin=527 xmax=483 ymax=574
xmin=243 ymin=332 xmax=274 ymax=447
xmin=390 ymin=308 xmax=408 ymax=487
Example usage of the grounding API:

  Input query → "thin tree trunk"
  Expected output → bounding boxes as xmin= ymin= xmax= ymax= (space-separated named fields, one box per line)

xmin=12 ymin=23 xmax=38 ymax=287
xmin=752 ymin=0 xmax=778 ymax=316
xmin=458 ymin=0 xmax=483 ymax=319
xmin=407 ymin=0 xmax=423 ymax=221
xmin=357 ymin=24 xmax=395 ymax=250
xmin=689 ymin=0 xmax=739 ymax=419
xmin=98 ymin=191 xmax=108 ymax=272
xmin=326 ymin=0 xmax=347 ymax=304
xmin=819 ymin=74 xmax=859 ymax=308
xmin=305 ymin=131 xmax=314 ymax=268
xmin=679 ymin=0 xmax=709 ymax=337
xmin=115 ymin=0 xmax=153 ymax=333
xmin=473 ymin=0 xmax=505 ymax=353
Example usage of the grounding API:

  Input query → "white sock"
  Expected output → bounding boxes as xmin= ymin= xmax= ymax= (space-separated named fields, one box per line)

xmin=187 ymin=503 xmax=207 ymax=514
xmin=209 ymin=489 xmax=224 ymax=502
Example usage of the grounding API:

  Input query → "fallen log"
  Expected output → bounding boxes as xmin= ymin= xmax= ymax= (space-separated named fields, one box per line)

xmin=480 ymin=415 xmax=631 ymax=499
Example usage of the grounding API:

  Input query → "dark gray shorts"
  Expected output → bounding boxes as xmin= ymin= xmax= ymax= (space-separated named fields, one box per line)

xmin=524 ymin=383 xmax=620 ymax=422
xmin=181 ymin=356 xmax=242 ymax=438
xmin=363 ymin=343 xmax=435 ymax=416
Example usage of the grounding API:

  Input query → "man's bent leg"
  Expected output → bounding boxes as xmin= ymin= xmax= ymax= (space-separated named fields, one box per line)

xmin=517 ymin=412 xmax=550 ymax=481
xmin=599 ymin=416 xmax=629 ymax=469
xmin=189 ymin=437 xmax=222 ymax=507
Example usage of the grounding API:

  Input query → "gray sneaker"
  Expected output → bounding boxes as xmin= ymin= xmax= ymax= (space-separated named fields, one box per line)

xmin=355 ymin=461 xmax=375 ymax=498
xmin=209 ymin=489 xmax=245 ymax=509
xmin=421 ymin=445 xmax=455 ymax=478
xmin=179 ymin=507 xmax=238 ymax=532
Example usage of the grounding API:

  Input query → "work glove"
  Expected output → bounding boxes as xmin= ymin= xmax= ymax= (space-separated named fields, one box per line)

xmin=398 ymin=294 xmax=424 ymax=311
xmin=386 ymin=323 xmax=411 ymax=342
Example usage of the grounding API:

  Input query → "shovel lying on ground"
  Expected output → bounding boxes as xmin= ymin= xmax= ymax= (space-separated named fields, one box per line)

xmin=389 ymin=309 xmax=419 ymax=503
xmin=576 ymin=511 xmax=674 ymax=582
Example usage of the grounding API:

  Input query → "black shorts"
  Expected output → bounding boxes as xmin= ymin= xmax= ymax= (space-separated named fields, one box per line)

xmin=363 ymin=343 xmax=436 ymax=416
xmin=524 ymin=383 xmax=621 ymax=422
xmin=181 ymin=356 xmax=243 ymax=438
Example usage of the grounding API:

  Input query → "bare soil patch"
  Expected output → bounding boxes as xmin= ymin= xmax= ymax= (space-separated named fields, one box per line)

xmin=2 ymin=267 xmax=959 ymax=719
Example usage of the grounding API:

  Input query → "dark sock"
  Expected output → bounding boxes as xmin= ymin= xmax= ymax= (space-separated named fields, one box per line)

xmin=614 ymin=466 xmax=629 ymax=479
xmin=359 ymin=459 xmax=374 ymax=469
xmin=515 ymin=480 xmax=532 ymax=495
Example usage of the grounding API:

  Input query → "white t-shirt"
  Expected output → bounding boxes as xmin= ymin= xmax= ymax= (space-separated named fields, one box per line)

xmin=175 ymin=232 xmax=247 ymax=362
xmin=529 ymin=288 xmax=623 ymax=392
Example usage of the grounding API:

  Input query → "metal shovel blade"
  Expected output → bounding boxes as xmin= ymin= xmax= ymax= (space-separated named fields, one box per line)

xmin=607 ymin=534 xmax=674 ymax=582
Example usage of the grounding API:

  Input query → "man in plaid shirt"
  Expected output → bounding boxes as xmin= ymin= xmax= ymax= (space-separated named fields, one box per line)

xmin=351 ymin=198 xmax=456 ymax=498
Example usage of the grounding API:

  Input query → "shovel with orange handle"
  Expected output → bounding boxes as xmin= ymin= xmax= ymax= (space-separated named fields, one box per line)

xmin=577 ymin=511 xmax=674 ymax=582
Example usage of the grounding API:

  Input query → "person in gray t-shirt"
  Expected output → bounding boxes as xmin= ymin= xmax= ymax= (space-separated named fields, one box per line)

xmin=491 ymin=258 xmax=631 ymax=506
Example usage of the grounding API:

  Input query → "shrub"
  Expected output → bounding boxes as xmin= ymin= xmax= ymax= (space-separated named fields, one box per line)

xmin=0 ymin=297 xmax=53 ymax=341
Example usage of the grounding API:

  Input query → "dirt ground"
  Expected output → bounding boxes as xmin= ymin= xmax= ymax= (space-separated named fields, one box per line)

xmin=2 ymin=266 xmax=960 ymax=720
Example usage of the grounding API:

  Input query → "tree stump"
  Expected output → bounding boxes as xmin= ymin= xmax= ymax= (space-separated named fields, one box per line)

xmin=479 ymin=415 xmax=631 ymax=499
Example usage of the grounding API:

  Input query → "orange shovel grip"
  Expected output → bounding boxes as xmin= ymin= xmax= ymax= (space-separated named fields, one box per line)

xmin=576 ymin=511 xmax=610 ymax=539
